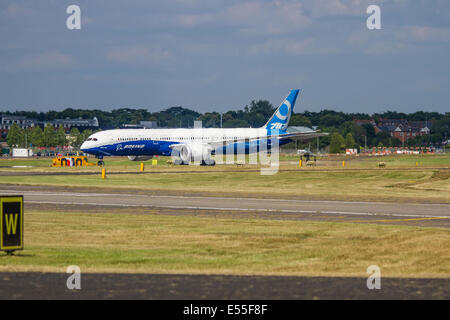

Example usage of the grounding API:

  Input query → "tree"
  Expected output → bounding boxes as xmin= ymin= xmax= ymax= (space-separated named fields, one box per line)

xmin=223 ymin=119 xmax=248 ymax=128
xmin=80 ymin=129 xmax=93 ymax=144
xmin=43 ymin=124 xmax=56 ymax=147
xmin=56 ymin=126 xmax=67 ymax=146
xmin=319 ymin=114 xmax=345 ymax=128
xmin=431 ymin=115 xmax=449 ymax=145
xmin=329 ymin=132 xmax=345 ymax=153
xmin=70 ymin=127 xmax=81 ymax=148
xmin=351 ymin=122 xmax=366 ymax=148
xmin=248 ymin=100 xmax=275 ymax=127
xmin=345 ymin=133 xmax=355 ymax=148
xmin=290 ymin=114 xmax=312 ymax=127
xmin=198 ymin=112 xmax=221 ymax=128
xmin=29 ymin=126 xmax=44 ymax=147
xmin=7 ymin=123 xmax=24 ymax=148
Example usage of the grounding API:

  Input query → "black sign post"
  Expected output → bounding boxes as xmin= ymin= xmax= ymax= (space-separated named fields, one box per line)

xmin=1 ymin=196 xmax=23 ymax=255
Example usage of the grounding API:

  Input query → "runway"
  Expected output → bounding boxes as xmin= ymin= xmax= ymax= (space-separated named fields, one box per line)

xmin=1 ymin=185 xmax=449 ymax=227
xmin=0 ymin=272 xmax=448 ymax=299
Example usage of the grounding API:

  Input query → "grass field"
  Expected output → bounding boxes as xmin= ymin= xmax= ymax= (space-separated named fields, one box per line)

xmin=0 ymin=153 xmax=449 ymax=171
xmin=0 ymin=210 xmax=449 ymax=277
xmin=0 ymin=163 xmax=448 ymax=203
xmin=0 ymin=155 xmax=448 ymax=278
xmin=0 ymin=154 xmax=448 ymax=203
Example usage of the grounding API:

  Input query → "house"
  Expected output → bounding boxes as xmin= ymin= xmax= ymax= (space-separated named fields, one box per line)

xmin=354 ymin=118 xmax=431 ymax=142
xmin=0 ymin=114 xmax=99 ymax=138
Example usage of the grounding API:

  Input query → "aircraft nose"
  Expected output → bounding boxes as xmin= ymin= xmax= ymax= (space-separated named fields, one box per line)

xmin=80 ymin=142 xmax=88 ymax=151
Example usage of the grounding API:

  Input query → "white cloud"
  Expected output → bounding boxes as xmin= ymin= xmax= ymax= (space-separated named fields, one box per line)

xmin=15 ymin=52 xmax=74 ymax=70
xmin=2 ymin=3 xmax=35 ymax=18
xmin=228 ymin=1 xmax=311 ymax=35
xmin=106 ymin=46 xmax=171 ymax=64
xmin=396 ymin=26 xmax=450 ymax=43
xmin=307 ymin=0 xmax=394 ymax=18
xmin=177 ymin=0 xmax=310 ymax=35
xmin=178 ymin=13 xmax=216 ymax=27
xmin=246 ymin=37 xmax=340 ymax=56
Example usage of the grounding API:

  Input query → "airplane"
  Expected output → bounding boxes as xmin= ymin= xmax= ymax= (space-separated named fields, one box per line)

xmin=80 ymin=89 xmax=325 ymax=165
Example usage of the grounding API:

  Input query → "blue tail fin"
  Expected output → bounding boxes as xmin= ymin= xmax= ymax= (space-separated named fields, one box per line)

xmin=263 ymin=89 xmax=300 ymax=133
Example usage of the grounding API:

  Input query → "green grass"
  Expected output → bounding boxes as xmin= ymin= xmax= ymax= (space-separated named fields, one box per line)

xmin=1 ymin=210 xmax=448 ymax=277
xmin=0 ymin=167 xmax=448 ymax=202
xmin=343 ymin=154 xmax=450 ymax=168
xmin=1 ymin=153 xmax=448 ymax=170
xmin=0 ymin=159 xmax=51 ymax=167
xmin=0 ymin=154 xmax=448 ymax=202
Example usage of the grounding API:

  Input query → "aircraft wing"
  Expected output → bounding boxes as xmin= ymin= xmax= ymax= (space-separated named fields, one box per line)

xmin=168 ymin=130 xmax=327 ymax=152
xmin=275 ymin=131 xmax=328 ymax=141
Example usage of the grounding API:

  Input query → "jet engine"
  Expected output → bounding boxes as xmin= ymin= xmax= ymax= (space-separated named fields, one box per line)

xmin=127 ymin=155 xmax=153 ymax=161
xmin=179 ymin=144 xmax=214 ymax=165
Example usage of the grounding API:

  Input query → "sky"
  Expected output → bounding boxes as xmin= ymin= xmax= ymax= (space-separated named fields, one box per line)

xmin=0 ymin=0 xmax=449 ymax=114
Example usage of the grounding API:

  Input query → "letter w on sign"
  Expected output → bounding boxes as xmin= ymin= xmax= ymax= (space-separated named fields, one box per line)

xmin=5 ymin=214 xmax=18 ymax=235
xmin=1 ymin=196 xmax=23 ymax=252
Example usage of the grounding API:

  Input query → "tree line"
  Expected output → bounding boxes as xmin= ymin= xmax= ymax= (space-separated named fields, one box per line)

xmin=6 ymin=124 xmax=94 ymax=149
xmin=2 ymin=101 xmax=449 ymax=151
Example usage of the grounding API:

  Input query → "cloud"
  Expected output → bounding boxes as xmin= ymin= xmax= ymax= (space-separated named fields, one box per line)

xmin=178 ymin=13 xmax=216 ymax=27
xmin=309 ymin=0 xmax=368 ymax=18
xmin=246 ymin=37 xmax=341 ymax=56
xmin=396 ymin=26 xmax=450 ymax=43
xmin=2 ymin=3 xmax=36 ymax=18
xmin=177 ymin=0 xmax=310 ymax=35
xmin=346 ymin=23 xmax=450 ymax=56
xmin=1 ymin=0 xmax=450 ymax=113
xmin=13 ymin=52 xmax=74 ymax=70
xmin=106 ymin=46 xmax=171 ymax=64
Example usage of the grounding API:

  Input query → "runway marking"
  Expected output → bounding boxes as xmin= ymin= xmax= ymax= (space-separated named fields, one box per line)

xmin=350 ymin=217 xmax=450 ymax=223
xmin=3 ymin=190 xmax=449 ymax=207
xmin=25 ymin=200 xmax=450 ymax=219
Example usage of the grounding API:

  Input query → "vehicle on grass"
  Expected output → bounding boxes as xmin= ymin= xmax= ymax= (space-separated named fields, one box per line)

xmin=51 ymin=155 xmax=97 ymax=167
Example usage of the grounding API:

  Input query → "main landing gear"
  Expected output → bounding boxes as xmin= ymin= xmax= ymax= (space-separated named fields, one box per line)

xmin=201 ymin=159 xmax=216 ymax=166
xmin=173 ymin=159 xmax=216 ymax=166
xmin=97 ymin=156 xmax=104 ymax=166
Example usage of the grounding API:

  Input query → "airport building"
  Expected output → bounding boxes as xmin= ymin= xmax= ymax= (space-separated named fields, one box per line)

xmin=121 ymin=120 xmax=158 ymax=129
xmin=0 ymin=114 xmax=99 ymax=138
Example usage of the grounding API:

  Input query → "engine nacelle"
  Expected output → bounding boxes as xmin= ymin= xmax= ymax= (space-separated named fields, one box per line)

xmin=127 ymin=155 xmax=153 ymax=161
xmin=179 ymin=144 xmax=211 ymax=164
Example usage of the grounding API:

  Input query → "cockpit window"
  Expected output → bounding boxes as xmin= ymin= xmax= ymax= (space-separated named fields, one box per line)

xmin=92 ymin=138 xmax=98 ymax=141
xmin=87 ymin=138 xmax=92 ymax=141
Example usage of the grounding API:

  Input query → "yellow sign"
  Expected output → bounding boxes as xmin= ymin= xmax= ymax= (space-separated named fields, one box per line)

xmin=1 ymin=196 xmax=23 ymax=252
